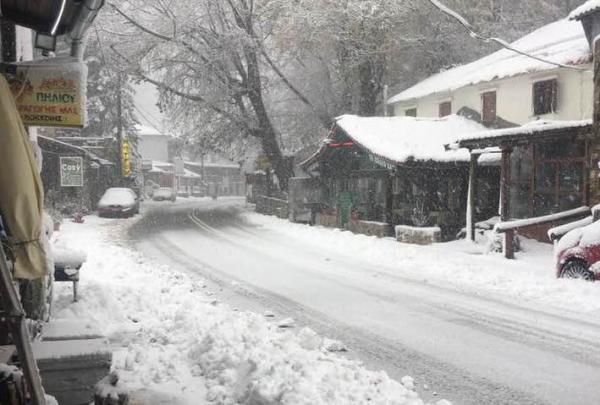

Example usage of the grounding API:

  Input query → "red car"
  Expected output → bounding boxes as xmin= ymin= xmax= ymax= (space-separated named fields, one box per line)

xmin=556 ymin=221 xmax=600 ymax=281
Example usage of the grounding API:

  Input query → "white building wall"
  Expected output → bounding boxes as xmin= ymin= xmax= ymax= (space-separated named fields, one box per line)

xmin=392 ymin=66 xmax=593 ymax=125
xmin=138 ymin=135 xmax=170 ymax=162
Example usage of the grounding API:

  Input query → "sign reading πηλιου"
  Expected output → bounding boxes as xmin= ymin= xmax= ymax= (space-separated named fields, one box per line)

xmin=60 ymin=156 xmax=84 ymax=187
xmin=4 ymin=58 xmax=87 ymax=127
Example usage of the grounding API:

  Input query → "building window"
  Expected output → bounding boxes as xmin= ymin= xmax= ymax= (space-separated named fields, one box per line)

xmin=533 ymin=79 xmax=558 ymax=116
xmin=481 ymin=91 xmax=497 ymax=124
xmin=508 ymin=146 xmax=533 ymax=219
xmin=533 ymin=140 xmax=586 ymax=216
xmin=405 ymin=108 xmax=417 ymax=117
xmin=439 ymin=101 xmax=452 ymax=117
xmin=509 ymin=140 xmax=587 ymax=218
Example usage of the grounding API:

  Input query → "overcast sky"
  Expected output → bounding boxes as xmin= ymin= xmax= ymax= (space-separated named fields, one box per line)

xmin=133 ymin=81 xmax=165 ymax=132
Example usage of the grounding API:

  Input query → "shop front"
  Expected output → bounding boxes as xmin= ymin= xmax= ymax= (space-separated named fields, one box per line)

xmin=457 ymin=120 xmax=593 ymax=244
xmin=302 ymin=114 xmax=497 ymax=239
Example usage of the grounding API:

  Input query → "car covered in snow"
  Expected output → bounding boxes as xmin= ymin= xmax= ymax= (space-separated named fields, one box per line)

xmin=97 ymin=188 xmax=140 ymax=217
xmin=555 ymin=220 xmax=600 ymax=281
xmin=152 ymin=187 xmax=176 ymax=202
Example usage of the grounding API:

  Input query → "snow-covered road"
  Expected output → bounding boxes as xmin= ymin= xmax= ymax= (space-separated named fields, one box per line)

xmin=132 ymin=199 xmax=600 ymax=405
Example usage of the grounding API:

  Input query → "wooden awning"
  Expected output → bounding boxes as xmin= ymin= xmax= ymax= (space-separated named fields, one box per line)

xmin=455 ymin=120 xmax=592 ymax=151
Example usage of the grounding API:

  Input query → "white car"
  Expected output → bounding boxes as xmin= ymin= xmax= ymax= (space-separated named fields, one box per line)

xmin=97 ymin=188 xmax=140 ymax=217
xmin=152 ymin=187 xmax=176 ymax=202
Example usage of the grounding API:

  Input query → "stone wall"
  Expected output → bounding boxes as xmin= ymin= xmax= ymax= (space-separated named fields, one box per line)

xmin=255 ymin=195 xmax=288 ymax=219
xmin=395 ymin=225 xmax=442 ymax=245
xmin=348 ymin=220 xmax=393 ymax=238
xmin=315 ymin=213 xmax=338 ymax=228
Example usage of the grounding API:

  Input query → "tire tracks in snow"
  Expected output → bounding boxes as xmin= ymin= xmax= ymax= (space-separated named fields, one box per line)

xmin=129 ymin=209 xmax=544 ymax=405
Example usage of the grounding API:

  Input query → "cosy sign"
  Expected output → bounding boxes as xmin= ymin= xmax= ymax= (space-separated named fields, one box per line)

xmin=60 ymin=157 xmax=84 ymax=187
xmin=5 ymin=58 xmax=87 ymax=127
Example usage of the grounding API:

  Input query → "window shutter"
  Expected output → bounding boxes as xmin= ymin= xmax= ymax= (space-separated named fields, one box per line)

xmin=439 ymin=102 xmax=452 ymax=117
xmin=533 ymin=79 xmax=558 ymax=115
xmin=481 ymin=91 xmax=497 ymax=124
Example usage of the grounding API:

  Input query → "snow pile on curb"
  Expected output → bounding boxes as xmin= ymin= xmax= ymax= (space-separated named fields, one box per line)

xmin=51 ymin=217 xmax=448 ymax=405
xmin=188 ymin=317 xmax=420 ymax=404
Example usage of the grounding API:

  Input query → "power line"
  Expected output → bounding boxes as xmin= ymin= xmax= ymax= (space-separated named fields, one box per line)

xmin=133 ymin=102 xmax=163 ymax=133
xmin=427 ymin=0 xmax=589 ymax=72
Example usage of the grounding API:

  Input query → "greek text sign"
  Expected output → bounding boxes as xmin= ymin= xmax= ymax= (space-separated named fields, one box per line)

xmin=60 ymin=157 xmax=84 ymax=187
xmin=5 ymin=58 xmax=87 ymax=127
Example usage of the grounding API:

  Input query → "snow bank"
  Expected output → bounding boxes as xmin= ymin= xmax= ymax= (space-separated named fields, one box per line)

xmin=51 ymin=216 xmax=444 ymax=405
xmin=243 ymin=212 xmax=600 ymax=315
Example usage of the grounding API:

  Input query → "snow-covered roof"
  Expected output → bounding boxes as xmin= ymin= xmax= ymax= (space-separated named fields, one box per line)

xmin=456 ymin=119 xmax=592 ymax=146
xmin=182 ymin=168 xmax=201 ymax=179
xmin=38 ymin=135 xmax=114 ymax=166
xmin=328 ymin=114 xmax=487 ymax=165
xmin=185 ymin=161 xmax=240 ymax=170
xmin=388 ymin=19 xmax=590 ymax=105
xmin=149 ymin=161 xmax=174 ymax=173
xmin=136 ymin=124 xmax=165 ymax=137
xmin=569 ymin=0 xmax=600 ymax=20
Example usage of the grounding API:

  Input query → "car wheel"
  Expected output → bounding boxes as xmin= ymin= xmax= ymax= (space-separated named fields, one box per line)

xmin=559 ymin=260 xmax=595 ymax=281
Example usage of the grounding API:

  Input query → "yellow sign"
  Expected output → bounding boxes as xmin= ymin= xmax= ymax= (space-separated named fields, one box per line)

xmin=4 ymin=58 xmax=87 ymax=127
xmin=122 ymin=139 xmax=131 ymax=177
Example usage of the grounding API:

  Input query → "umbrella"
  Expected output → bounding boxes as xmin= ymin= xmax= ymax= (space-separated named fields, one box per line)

xmin=0 ymin=74 xmax=47 ymax=279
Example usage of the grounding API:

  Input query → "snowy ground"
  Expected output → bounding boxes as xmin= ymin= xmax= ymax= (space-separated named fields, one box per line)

xmin=245 ymin=213 xmax=600 ymax=316
xmin=50 ymin=210 xmax=445 ymax=405
xmin=129 ymin=199 xmax=600 ymax=405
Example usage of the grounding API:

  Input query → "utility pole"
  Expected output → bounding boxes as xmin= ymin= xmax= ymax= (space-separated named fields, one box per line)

xmin=382 ymin=85 xmax=389 ymax=117
xmin=116 ymin=71 xmax=124 ymax=184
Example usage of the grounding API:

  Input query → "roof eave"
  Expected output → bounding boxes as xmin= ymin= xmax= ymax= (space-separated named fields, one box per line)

xmin=457 ymin=124 xmax=593 ymax=150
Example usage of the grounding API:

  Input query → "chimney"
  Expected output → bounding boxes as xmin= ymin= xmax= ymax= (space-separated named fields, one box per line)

xmin=571 ymin=2 xmax=600 ymax=206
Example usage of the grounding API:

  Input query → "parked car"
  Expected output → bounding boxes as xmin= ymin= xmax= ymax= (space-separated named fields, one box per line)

xmin=97 ymin=188 xmax=140 ymax=217
xmin=555 ymin=221 xmax=600 ymax=281
xmin=152 ymin=187 xmax=176 ymax=202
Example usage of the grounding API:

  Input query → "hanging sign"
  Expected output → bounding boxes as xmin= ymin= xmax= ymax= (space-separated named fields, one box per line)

xmin=3 ymin=58 xmax=87 ymax=127
xmin=60 ymin=156 xmax=84 ymax=187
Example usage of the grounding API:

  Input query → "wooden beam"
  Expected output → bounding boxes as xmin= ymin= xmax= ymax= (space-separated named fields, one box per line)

xmin=467 ymin=153 xmax=480 ymax=241
xmin=500 ymin=147 xmax=514 ymax=259
xmin=500 ymin=148 xmax=511 ymax=221
xmin=594 ymin=38 xmax=600 ymax=132
xmin=385 ymin=173 xmax=393 ymax=224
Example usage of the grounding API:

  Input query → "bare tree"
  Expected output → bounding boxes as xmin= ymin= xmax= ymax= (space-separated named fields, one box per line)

xmin=103 ymin=0 xmax=330 ymax=189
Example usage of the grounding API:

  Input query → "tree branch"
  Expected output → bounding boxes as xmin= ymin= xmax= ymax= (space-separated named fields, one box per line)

xmin=107 ymin=2 xmax=174 ymax=41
